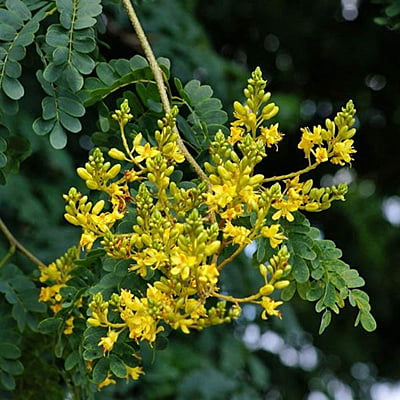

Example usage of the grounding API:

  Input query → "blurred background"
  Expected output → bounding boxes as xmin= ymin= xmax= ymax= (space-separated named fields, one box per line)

xmin=1 ymin=0 xmax=400 ymax=399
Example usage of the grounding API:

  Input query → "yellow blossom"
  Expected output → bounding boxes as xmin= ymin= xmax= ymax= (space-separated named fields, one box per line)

xmin=314 ymin=147 xmax=328 ymax=163
xmin=39 ymin=263 xmax=61 ymax=282
xmin=63 ymin=316 xmax=75 ymax=335
xmin=223 ymin=221 xmax=252 ymax=246
xmin=331 ymin=139 xmax=356 ymax=165
xmin=197 ymin=263 xmax=219 ymax=285
xmin=228 ymin=126 xmax=245 ymax=145
xmin=298 ymin=125 xmax=323 ymax=163
xmin=133 ymin=133 xmax=159 ymax=162
xmin=272 ymin=199 xmax=299 ymax=222
xmin=260 ymin=123 xmax=284 ymax=147
xmin=98 ymin=329 xmax=119 ymax=353
xmin=125 ymin=366 xmax=144 ymax=380
xmin=261 ymin=224 xmax=287 ymax=248
xmin=260 ymin=297 xmax=283 ymax=319
xmin=220 ymin=204 xmax=244 ymax=220
xmin=97 ymin=373 xmax=116 ymax=389
xmin=205 ymin=184 xmax=236 ymax=209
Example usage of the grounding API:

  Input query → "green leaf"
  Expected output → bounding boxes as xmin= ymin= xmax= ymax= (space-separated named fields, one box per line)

xmin=41 ymin=96 xmax=57 ymax=120
xmin=292 ymin=255 xmax=309 ymax=283
xmin=306 ymin=281 xmax=324 ymax=301
xmin=92 ymin=358 xmax=110 ymax=383
xmin=0 ymin=137 xmax=6 ymax=152
xmin=49 ymin=122 xmax=67 ymax=149
xmin=0 ymin=9 xmax=23 ymax=28
xmin=184 ymin=80 xmax=213 ymax=105
xmin=322 ymin=282 xmax=336 ymax=308
xmin=4 ymin=60 xmax=22 ymax=79
xmin=0 ymin=153 xmax=7 ymax=168
xmin=1 ymin=75 xmax=24 ymax=100
xmin=0 ymin=371 xmax=15 ymax=391
xmin=73 ymin=28 xmax=97 ymax=53
xmin=64 ymin=64 xmax=84 ymax=92
xmin=7 ymin=0 xmax=31 ymax=21
xmin=0 ymin=24 xmax=17 ymax=41
xmin=319 ymin=309 xmax=332 ymax=334
xmin=46 ymin=24 xmax=69 ymax=47
xmin=280 ymin=281 xmax=296 ymax=301
xmin=33 ymin=117 xmax=55 ymax=136
xmin=0 ymin=359 xmax=23 ymax=375
xmin=38 ymin=317 xmax=63 ymax=334
xmin=58 ymin=96 xmax=85 ymax=117
xmin=359 ymin=310 xmax=377 ymax=332
xmin=59 ymin=110 xmax=82 ymax=132
xmin=43 ymin=62 xmax=64 ymax=83
xmin=110 ymin=355 xmax=127 ymax=378
xmin=65 ymin=351 xmax=79 ymax=371
xmin=52 ymin=46 xmax=69 ymax=65
xmin=71 ymin=51 xmax=95 ymax=74
xmin=0 ymin=343 xmax=21 ymax=360
xmin=385 ymin=3 xmax=400 ymax=17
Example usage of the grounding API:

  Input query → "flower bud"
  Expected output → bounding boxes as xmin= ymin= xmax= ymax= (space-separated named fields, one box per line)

xmin=77 ymin=167 xmax=92 ymax=181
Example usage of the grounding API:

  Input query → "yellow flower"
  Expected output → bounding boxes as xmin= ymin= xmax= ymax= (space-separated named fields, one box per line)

xmin=205 ymin=184 xmax=236 ymax=209
xmin=314 ymin=147 xmax=328 ymax=163
xmin=133 ymin=133 xmax=159 ymax=162
xmin=197 ymin=263 xmax=219 ymax=285
xmin=170 ymin=248 xmax=198 ymax=280
xmin=39 ymin=263 xmax=61 ymax=283
xmin=97 ymin=373 xmax=116 ymax=389
xmin=260 ymin=297 xmax=283 ymax=319
xmin=228 ymin=126 xmax=245 ymax=145
xmin=260 ymin=123 xmax=284 ymax=147
xmin=223 ymin=221 xmax=252 ymax=246
xmin=98 ymin=329 xmax=119 ymax=353
xmin=63 ymin=316 xmax=75 ymax=335
xmin=272 ymin=199 xmax=299 ymax=222
xmin=125 ymin=366 xmax=144 ymax=380
xmin=131 ymin=248 xmax=169 ymax=277
xmin=298 ymin=126 xmax=323 ymax=163
xmin=331 ymin=139 xmax=356 ymax=165
xmin=79 ymin=230 xmax=98 ymax=251
xmin=220 ymin=204 xmax=244 ymax=220
xmin=261 ymin=224 xmax=287 ymax=248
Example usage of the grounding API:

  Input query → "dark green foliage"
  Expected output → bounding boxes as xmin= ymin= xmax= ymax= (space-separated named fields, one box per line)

xmin=373 ymin=0 xmax=400 ymax=29
xmin=174 ymin=78 xmax=228 ymax=152
xmin=0 ymin=264 xmax=45 ymax=391
xmin=0 ymin=1 xmax=396 ymax=399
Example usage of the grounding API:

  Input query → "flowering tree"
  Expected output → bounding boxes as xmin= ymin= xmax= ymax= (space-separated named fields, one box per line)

xmin=0 ymin=1 xmax=376 ymax=398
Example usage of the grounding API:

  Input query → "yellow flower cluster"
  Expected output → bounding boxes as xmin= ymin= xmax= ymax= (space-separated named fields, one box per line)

xmin=39 ymin=68 xmax=358 ymax=386
xmin=38 ymin=247 xmax=79 ymax=333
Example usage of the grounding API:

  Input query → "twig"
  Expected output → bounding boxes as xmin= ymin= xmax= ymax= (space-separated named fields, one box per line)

xmin=0 ymin=217 xmax=45 ymax=268
xmin=121 ymin=0 xmax=209 ymax=182
xmin=263 ymin=162 xmax=319 ymax=183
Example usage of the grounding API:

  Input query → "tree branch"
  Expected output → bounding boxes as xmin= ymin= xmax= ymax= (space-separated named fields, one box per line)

xmin=0 ymin=218 xmax=45 ymax=268
xmin=121 ymin=0 xmax=209 ymax=182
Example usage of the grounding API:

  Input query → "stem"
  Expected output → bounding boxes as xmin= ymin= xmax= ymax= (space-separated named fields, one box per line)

xmin=0 ymin=218 xmax=45 ymax=267
xmin=263 ymin=162 xmax=319 ymax=183
xmin=212 ymin=291 xmax=260 ymax=304
xmin=217 ymin=243 xmax=246 ymax=271
xmin=121 ymin=0 xmax=209 ymax=182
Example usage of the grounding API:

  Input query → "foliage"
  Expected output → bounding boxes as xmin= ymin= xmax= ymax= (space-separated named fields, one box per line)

xmin=373 ymin=0 xmax=400 ymax=29
xmin=0 ymin=1 xmax=388 ymax=399
xmin=34 ymin=60 xmax=374 ymax=395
